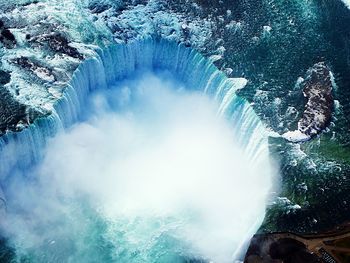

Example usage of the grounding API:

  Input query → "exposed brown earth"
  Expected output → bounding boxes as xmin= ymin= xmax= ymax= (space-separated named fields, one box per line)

xmin=245 ymin=222 xmax=350 ymax=263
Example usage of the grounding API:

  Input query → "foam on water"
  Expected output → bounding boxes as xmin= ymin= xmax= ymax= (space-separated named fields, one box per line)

xmin=342 ymin=0 xmax=350 ymax=9
xmin=0 ymin=39 xmax=275 ymax=262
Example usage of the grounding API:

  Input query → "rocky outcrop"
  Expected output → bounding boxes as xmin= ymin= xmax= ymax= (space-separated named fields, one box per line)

xmin=282 ymin=62 xmax=334 ymax=142
xmin=244 ymin=235 xmax=322 ymax=263
xmin=245 ymin=222 xmax=350 ymax=263
xmin=0 ymin=87 xmax=40 ymax=135
xmin=30 ymin=33 xmax=83 ymax=59
xmin=0 ymin=70 xmax=33 ymax=135
xmin=0 ymin=20 xmax=16 ymax=48
xmin=0 ymin=0 xmax=216 ymax=136
xmin=0 ymin=70 xmax=10 ymax=85
xmin=12 ymin=57 xmax=56 ymax=83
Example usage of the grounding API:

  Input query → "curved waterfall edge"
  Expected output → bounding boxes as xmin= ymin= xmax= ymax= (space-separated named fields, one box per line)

xmin=0 ymin=37 xmax=271 ymax=206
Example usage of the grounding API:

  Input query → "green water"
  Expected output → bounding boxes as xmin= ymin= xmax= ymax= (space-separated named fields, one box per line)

xmin=0 ymin=203 xmax=201 ymax=263
xmin=171 ymin=0 xmax=350 ymax=233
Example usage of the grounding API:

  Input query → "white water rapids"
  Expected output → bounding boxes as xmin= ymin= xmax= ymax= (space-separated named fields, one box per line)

xmin=0 ymin=40 xmax=275 ymax=263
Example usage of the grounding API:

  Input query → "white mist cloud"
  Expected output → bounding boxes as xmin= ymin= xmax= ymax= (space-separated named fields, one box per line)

xmin=2 ymin=71 xmax=273 ymax=263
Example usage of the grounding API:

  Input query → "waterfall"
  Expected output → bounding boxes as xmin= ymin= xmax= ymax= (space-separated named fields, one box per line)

xmin=0 ymin=38 xmax=273 ymax=262
xmin=0 ymin=38 xmax=268 ymax=178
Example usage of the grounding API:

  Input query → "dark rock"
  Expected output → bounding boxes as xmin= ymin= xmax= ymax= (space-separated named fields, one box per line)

xmin=12 ymin=57 xmax=56 ymax=82
xmin=22 ymin=0 xmax=39 ymax=7
xmin=0 ymin=86 xmax=28 ymax=135
xmin=2 ymin=29 xmax=15 ymax=42
xmin=0 ymin=70 xmax=10 ymax=85
xmin=282 ymin=62 xmax=334 ymax=142
xmin=245 ymin=235 xmax=322 ymax=263
xmin=41 ymin=33 xmax=83 ymax=59
xmin=14 ymin=57 xmax=32 ymax=70
xmin=88 ymin=2 xmax=111 ymax=14
xmin=0 ymin=28 xmax=16 ymax=48
xmin=298 ymin=62 xmax=334 ymax=136
xmin=269 ymin=238 xmax=306 ymax=258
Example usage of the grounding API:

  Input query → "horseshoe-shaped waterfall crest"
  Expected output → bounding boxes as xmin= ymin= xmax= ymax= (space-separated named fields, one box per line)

xmin=0 ymin=38 xmax=274 ymax=263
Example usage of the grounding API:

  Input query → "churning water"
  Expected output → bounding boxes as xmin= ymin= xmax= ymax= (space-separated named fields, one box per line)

xmin=0 ymin=40 xmax=275 ymax=263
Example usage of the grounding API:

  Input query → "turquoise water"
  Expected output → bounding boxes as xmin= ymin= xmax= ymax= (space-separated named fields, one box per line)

xmin=0 ymin=69 xmax=272 ymax=263
xmin=187 ymin=0 xmax=350 ymax=233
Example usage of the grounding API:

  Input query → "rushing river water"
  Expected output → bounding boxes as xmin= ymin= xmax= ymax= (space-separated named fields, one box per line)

xmin=0 ymin=40 xmax=275 ymax=262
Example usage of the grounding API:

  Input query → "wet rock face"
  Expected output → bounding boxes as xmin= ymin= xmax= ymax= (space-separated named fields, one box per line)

xmin=12 ymin=57 xmax=56 ymax=82
xmin=282 ymin=62 xmax=334 ymax=142
xmin=46 ymin=34 xmax=82 ymax=59
xmin=0 ymin=85 xmax=42 ymax=134
xmin=0 ymin=87 xmax=28 ymax=135
xmin=0 ymin=72 xmax=32 ymax=135
xmin=244 ymin=235 xmax=322 ymax=263
xmin=31 ymin=33 xmax=83 ymax=59
xmin=298 ymin=62 xmax=334 ymax=136
xmin=0 ymin=20 xmax=16 ymax=48
xmin=0 ymin=70 xmax=10 ymax=85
